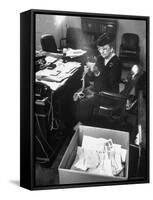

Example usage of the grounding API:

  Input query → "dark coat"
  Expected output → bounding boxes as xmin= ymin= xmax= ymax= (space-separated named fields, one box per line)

xmin=75 ymin=55 xmax=122 ymax=123
xmin=96 ymin=55 xmax=122 ymax=93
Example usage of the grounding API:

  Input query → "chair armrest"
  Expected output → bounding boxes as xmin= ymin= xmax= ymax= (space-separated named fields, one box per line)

xmin=98 ymin=91 xmax=126 ymax=100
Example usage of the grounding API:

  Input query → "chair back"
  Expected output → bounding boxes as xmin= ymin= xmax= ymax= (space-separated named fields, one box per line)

xmin=40 ymin=34 xmax=57 ymax=52
xmin=121 ymin=33 xmax=139 ymax=51
xmin=119 ymin=33 xmax=140 ymax=65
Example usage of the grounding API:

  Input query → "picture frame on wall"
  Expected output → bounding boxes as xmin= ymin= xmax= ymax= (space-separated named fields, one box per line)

xmin=20 ymin=9 xmax=149 ymax=190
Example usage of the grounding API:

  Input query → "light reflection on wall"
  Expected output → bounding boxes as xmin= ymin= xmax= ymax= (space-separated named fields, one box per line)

xmin=55 ymin=15 xmax=66 ymax=26
xmin=36 ymin=15 xmax=146 ymax=69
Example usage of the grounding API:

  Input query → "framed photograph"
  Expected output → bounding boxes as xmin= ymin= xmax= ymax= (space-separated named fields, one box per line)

xmin=20 ymin=9 xmax=149 ymax=190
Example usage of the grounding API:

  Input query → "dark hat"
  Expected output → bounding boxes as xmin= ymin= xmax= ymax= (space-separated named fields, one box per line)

xmin=96 ymin=32 xmax=115 ymax=47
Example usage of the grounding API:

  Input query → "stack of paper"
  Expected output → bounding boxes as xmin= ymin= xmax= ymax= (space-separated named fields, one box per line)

xmin=71 ymin=135 xmax=127 ymax=177
xmin=36 ymin=61 xmax=81 ymax=91
xmin=45 ymin=56 xmax=57 ymax=63
xmin=65 ymin=48 xmax=86 ymax=58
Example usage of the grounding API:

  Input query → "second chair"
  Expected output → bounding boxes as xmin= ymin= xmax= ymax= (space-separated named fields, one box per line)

xmin=41 ymin=34 xmax=58 ymax=53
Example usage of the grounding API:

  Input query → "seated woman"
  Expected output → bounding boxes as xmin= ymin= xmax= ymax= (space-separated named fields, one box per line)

xmin=73 ymin=32 xmax=122 ymax=123
xmin=95 ymin=32 xmax=122 ymax=93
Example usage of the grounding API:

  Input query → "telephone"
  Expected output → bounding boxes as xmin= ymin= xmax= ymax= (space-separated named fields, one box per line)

xmin=35 ymin=82 xmax=51 ymax=100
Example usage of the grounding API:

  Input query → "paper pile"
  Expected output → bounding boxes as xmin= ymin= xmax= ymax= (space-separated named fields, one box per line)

xmin=36 ymin=61 xmax=81 ymax=91
xmin=65 ymin=48 xmax=86 ymax=58
xmin=71 ymin=135 xmax=127 ymax=177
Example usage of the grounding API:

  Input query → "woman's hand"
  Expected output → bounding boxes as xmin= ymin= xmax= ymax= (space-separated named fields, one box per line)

xmin=84 ymin=65 xmax=90 ymax=74
xmin=73 ymin=91 xmax=85 ymax=101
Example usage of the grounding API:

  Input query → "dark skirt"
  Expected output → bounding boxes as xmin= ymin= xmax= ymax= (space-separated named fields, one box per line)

xmin=75 ymin=95 xmax=100 ymax=123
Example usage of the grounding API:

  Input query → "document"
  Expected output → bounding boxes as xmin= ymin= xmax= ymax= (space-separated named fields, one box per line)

xmin=45 ymin=56 xmax=57 ymax=63
xmin=71 ymin=147 xmax=87 ymax=171
xmin=84 ymin=149 xmax=99 ymax=169
xmin=65 ymin=48 xmax=86 ymax=58
xmin=82 ymin=135 xmax=107 ymax=152
xmin=36 ymin=61 xmax=81 ymax=91
xmin=71 ymin=135 xmax=127 ymax=177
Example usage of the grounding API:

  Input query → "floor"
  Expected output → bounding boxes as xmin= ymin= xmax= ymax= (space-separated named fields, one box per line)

xmin=35 ymin=105 xmax=140 ymax=187
xmin=35 ymin=135 xmax=72 ymax=186
xmin=35 ymin=69 xmax=147 ymax=187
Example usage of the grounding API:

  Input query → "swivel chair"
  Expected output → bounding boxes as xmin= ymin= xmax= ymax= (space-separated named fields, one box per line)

xmin=40 ymin=34 xmax=58 ymax=52
xmin=93 ymin=65 xmax=143 ymax=123
xmin=119 ymin=33 xmax=140 ymax=69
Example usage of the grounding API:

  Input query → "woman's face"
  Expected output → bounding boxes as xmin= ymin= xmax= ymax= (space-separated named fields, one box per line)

xmin=97 ymin=44 xmax=113 ymax=59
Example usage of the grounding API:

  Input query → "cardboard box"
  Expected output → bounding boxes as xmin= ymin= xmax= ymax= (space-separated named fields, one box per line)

xmin=58 ymin=125 xmax=129 ymax=184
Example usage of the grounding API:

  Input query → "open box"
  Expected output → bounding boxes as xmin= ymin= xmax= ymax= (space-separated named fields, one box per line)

xmin=58 ymin=125 xmax=129 ymax=184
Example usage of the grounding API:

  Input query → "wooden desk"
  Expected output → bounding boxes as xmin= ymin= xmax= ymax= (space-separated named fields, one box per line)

xmin=35 ymin=57 xmax=85 ymax=164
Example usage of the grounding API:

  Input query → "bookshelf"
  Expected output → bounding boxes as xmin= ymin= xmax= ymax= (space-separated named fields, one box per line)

xmin=81 ymin=17 xmax=117 ymax=45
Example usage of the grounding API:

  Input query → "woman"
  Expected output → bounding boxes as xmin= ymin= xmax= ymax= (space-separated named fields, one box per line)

xmin=94 ymin=32 xmax=122 ymax=93
xmin=74 ymin=32 xmax=122 ymax=123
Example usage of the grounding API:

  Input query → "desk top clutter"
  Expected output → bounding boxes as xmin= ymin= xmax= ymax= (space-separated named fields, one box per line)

xmin=36 ymin=58 xmax=81 ymax=91
xmin=63 ymin=48 xmax=86 ymax=58
xmin=35 ymin=48 xmax=86 ymax=91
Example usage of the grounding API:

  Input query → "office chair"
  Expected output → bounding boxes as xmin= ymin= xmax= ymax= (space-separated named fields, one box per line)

xmin=93 ymin=65 xmax=143 ymax=123
xmin=119 ymin=33 xmax=140 ymax=69
xmin=40 ymin=34 xmax=58 ymax=52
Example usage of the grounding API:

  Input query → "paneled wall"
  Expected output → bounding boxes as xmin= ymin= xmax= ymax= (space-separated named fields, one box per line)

xmin=35 ymin=14 xmax=81 ymax=50
xmin=36 ymin=15 xmax=146 ymax=70
xmin=36 ymin=14 xmax=63 ymax=50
